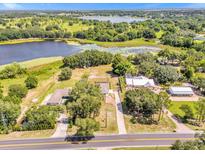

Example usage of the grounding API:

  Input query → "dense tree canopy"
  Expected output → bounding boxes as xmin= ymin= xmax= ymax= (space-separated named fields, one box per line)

xmin=63 ymin=50 xmax=113 ymax=68
xmin=22 ymin=106 xmax=63 ymax=131
xmin=67 ymin=78 xmax=103 ymax=123
xmin=124 ymin=88 xmax=159 ymax=123
xmin=0 ymin=100 xmax=21 ymax=133
xmin=154 ymin=65 xmax=181 ymax=84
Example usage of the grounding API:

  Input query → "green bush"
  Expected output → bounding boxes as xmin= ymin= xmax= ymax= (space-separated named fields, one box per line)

xmin=25 ymin=75 xmax=38 ymax=89
xmin=22 ymin=106 xmax=62 ymax=131
xmin=58 ymin=67 xmax=72 ymax=81
xmin=8 ymin=84 xmax=28 ymax=98
xmin=0 ymin=63 xmax=27 ymax=79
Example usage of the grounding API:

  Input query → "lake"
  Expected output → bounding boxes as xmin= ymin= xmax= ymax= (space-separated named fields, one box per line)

xmin=0 ymin=41 xmax=81 ymax=65
xmin=0 ymin=41 xmax=160 ymax=65
xmin=78 ymin=16 xmax=146 ymax=23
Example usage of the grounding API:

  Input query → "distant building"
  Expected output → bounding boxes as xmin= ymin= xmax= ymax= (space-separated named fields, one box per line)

xmin=125 ymin=75 xmax=155 ymax=87
xmin=96 ymin=82 xmax=110 ymax=94
xmin=47 ymin=89 xmax=70 ymax=105
xmin=169 ymin=86 xmax=194 ymax=96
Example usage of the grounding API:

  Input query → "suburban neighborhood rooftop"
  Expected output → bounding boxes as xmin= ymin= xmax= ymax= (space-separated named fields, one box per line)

xmin=125 ymin=75 xmax=155 ymax=87
xmin=169 ymin=86 xmax=194 ymax=96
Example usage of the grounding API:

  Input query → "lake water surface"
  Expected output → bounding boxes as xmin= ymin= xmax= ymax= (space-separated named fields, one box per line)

xmin=78 ymin=16 xmax=146 ymax=23
xmin=0 ymin=41 xmax=160 ymax=65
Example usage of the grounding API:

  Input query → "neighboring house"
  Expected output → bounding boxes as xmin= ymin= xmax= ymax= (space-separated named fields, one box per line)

xmin=125 ymin=75 xmax=155 ymax=87
xmin=47 ymin=89 xmax=70 ymax=105
xmin=169 ymin=86 xmax=194 ymax=96
xmin=96 ymin=82 xmax=110 ymax=94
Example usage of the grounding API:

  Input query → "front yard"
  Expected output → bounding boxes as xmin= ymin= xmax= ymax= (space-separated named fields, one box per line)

xmin=124 ymin=114 xmax=176 ymax=133
xmin=169 ymin=101 xmax=205 ymax=131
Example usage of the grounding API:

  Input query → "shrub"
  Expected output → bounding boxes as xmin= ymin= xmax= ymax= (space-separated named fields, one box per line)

xmin=22 ymin=106 xmax=61 ymax=131
xmin=25 ymin=75 xmax=38 ymax=89
xmin=0 ymin=63 xmax=27 ymax=79
xmin=58 ymin=67 xmax=72 ymax=81
xmin=8 ymin=84 xmax=28 ymax=98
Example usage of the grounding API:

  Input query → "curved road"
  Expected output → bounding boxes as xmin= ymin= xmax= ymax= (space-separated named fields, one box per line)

xmin=0 ymin=133 xmax=195 ymax=150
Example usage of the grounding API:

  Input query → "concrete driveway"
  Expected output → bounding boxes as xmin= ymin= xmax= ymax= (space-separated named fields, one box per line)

xmin=51 ymin=114 xmax=68 ymax=138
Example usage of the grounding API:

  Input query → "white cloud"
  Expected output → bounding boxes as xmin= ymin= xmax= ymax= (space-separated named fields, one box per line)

xmin=2 ymin=3 xmax=22 ymax=10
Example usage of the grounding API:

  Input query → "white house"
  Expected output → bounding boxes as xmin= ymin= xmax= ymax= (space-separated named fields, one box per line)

xmin=125 ymin=75 xmax=155 ymax=87
xmin=169 ymin=86 xmax=194 ymax=96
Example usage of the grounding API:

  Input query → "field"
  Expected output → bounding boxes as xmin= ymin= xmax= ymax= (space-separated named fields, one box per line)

xmin=124 ymin=114 xmax=176 ymax=133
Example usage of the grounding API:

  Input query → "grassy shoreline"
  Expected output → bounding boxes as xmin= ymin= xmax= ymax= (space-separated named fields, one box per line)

xmin=68 ymin=38 xmax=158 ymax=48
xmin=0 ymin=38 xmax=46 ymax=45
xmin=0 ymin=57 xmax=63 ymax=70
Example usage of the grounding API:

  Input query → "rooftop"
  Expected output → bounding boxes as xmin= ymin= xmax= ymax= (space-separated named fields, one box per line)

xmin=169 ymin=86 xmax=194 ymax=95
xmin=47 ymin=89 xmax=70 ymax=105
xmin=125 ymin=75 xmax=155 ymax=87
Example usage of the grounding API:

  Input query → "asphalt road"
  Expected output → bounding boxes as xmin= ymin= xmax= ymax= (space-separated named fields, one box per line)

xmin=0 ymin=133 xmax=195 ymax=150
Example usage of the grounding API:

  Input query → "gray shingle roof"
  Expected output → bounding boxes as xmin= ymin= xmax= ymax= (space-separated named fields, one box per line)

xmin=47 ymin=89 xmax=70 ymax=105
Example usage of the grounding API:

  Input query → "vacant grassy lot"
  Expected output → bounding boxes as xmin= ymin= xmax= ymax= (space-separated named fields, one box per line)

xmin=124 ymin=114 xmax=176 ymax=133
xmin=169 ymin=101 xmax=205 ymax=131
xmin=169 ymin=101 xmax=198 ymax=118
xmin=0 ymin=60 xmax=62 ymax=95
xmin=96 ymin=100 xmax=118 ymax=135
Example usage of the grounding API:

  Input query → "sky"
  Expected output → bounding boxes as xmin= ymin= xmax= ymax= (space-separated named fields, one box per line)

xmin=0 ymin=3 xmax=205 ymax=10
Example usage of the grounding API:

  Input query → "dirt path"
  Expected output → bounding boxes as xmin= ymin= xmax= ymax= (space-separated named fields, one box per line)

xmin=113 ymin=90 xmax=127 ymax=134
xmin=166 ymin=109 xmax=195 ymax=134
xmin=16 ymin=73 xmax=59 ymax=124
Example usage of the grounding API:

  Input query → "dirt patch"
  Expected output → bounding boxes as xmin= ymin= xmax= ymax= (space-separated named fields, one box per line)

xmin=106 ymin=93 xmax=115 ymax=105
xmin=170 ymin=94 xmax=199 ymax=101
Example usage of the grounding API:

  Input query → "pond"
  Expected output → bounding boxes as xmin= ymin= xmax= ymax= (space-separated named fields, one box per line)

xmin=0 ymin=41 xmax=80 ymax=65
xmin=78 ymin=16 xmax=146 ymax=23
xmin=0 ymin=41 xmax=161 ymax=65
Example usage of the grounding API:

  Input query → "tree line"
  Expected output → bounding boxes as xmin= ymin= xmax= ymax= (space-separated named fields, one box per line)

xmin=63 ymin=50 xmax=113 ymax=68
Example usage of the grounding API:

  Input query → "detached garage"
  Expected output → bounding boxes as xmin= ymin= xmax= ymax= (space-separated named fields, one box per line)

xmin=169 ymin=86 xmax=194 ymax=96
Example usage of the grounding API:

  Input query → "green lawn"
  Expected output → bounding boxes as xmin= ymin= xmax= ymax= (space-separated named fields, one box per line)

xmin=113 ymin=146 xmax=171 ymax=150
xmin=0 ymin=60 xmax=62 ymax=95
xmin=169 ymin=101 xmax=198 ymax=118
xmin=0 ymin=57 xmax=63 ymax=71
xmin=124 ymin=114 xmax=176 ymax=133
xmin=156 ymin=31 xmax=164 ymax=39
xmin=63 ymin=23 xmax=92 ymax=32
xmin=169 ymin=101 xmax=205 ymax=131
